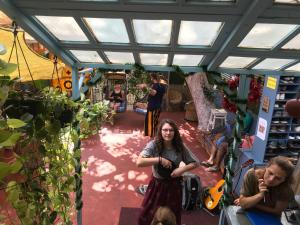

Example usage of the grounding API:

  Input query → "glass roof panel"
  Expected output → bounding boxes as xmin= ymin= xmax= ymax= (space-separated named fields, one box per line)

xmin=178 ymin=21 xmax=223 ymax=46
xmin=84 ymin=18 xmax=129 ymax=43
xmin=285 ymin=63 xmax=300 ymax=71
xmin=35 ymin=16 xmax=88 ymax=41
xmin=252 ymin=58 xmax=295 ymax=70
xmin=238 ymin=23 xmax=298 ymax=49
xmin=140 ymin=53 xmax=168 ymax=65
xmin=104 ymin=51 xmax=135 ymax=64
xmin=220 ymin=56 xmax=257 ymax=68
xmin=282 ymin=34 xmax=300 ymax=49
xmin=172 ymin=54 xmax=204 ymax=66
xmin=274 ymin=0 xmax=300 ymax=4
xmin=133 ymin=20 xmax=172 ymax=45
xmin=70 ymin=50 xmax=103 ymax=63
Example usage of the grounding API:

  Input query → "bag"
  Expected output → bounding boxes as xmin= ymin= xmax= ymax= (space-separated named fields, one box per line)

xmin=157 ymin=160 xmax=178 ymax=179
xmin=182 ymin=173 xmax=203 ymax=211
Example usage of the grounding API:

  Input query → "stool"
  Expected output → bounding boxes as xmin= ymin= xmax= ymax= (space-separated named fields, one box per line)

xmin=207 ymin=108 xmax=227 ymax=131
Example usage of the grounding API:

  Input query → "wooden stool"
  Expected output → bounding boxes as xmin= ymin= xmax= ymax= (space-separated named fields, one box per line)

xmin=207 ymin=108 xmax=227 ymax=131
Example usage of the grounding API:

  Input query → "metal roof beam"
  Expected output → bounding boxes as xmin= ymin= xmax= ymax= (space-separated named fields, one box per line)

xmin=74 ymin=16 xmax=110 ymax=64
xmin=61 ymin=42 xmax=215 ymax=54
xmin=207 ymin=0 xmax=273 ymax=71
xmin=12 ymin=0 xmax=244 ymax=16
xmin=232 ymin=49 xmax=300 ymax=59
xmin=76 ymin=63 xmax=204 ymax=73
xmin=216 ymin=68 xmax=300 ymax=77
xmin=0 ymin=0 xmax=76 ymax=66
xmin=123 ymin=18 xmax=141 ymax=64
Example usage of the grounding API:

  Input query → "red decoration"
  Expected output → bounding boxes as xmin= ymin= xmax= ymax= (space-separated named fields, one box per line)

xmin=223 ymin=96 xmax=237 ymax=113
xmin=228 ymin=76 xmax=239 ymax=90
xmin=248 ymin=77 xmax=262 ymax=103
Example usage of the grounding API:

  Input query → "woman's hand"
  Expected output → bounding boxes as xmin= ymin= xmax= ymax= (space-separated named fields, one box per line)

xmin=160 ymin=157 xmax=172 ymax=168
xmin=258 ymin=179 xmax=268 ymax=193
xmin=234 ymin=198 xmax=240 ymax=206
xmin=171 ymin=167 xmax=184 ymax=177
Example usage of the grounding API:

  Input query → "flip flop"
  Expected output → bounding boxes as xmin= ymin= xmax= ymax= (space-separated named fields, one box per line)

xmin=205 ymin=166 xmax=220 ymax=172
xmin=200 ymin=161 xmax=214 ymax=167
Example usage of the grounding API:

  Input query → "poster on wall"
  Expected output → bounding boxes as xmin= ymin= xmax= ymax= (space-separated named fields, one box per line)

xmin=256 ymin=117 xmax=267 ymax=141
xmin=266 ymin=76 xmax=277 ymax=90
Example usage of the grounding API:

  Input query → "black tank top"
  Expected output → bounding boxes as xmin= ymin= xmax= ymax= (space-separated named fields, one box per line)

xmin=110 ymin=91 xmax=123 ymax=103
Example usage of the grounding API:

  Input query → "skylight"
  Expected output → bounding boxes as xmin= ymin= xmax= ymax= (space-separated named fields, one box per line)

xmin=252 ymin=58 xmax=295 ymax=70
xmin=172 ymin=54 xmax=204 ymax=66
xmin=132 ymin=20 xmax=172 ymax=45
xmin=274 ymin=0 xmax=300 ymax=4
xmin=70 ymin=50 xmax=103 ymax=63
xmin=238 ymin=23 xmax=298 ymax=49
xmin=178 ymin=21 xmax=223 ymax=46
xmin=84 ymin=18 xmax=129 ymax=43
xmin=220 ymin=56 xmax=257 ymax=68
xmin=140 ymin=53 xmax=168 ymax=65
xmin=104 ymin=51 xmax=135 ymax=64
xmin=285 ymin=62 xmax=300 ymax=71
xmin=35 ymin=16 xmax=88 ymax=41
xmin=282 ymin=34 xmax=300 ymax=49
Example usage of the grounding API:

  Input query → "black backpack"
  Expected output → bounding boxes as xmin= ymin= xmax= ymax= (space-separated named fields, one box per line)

xmin=182 ymin=173 xmax=203 ymax=211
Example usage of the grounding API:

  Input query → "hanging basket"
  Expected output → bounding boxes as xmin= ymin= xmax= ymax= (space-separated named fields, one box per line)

xmin=285 ymin=98 xmax=300 ymax=118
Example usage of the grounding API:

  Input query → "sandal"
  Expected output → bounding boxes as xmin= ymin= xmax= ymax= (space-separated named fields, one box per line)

xmin=205 ymin=166 xmax=220 ymax=172
xmin=200 ymin=161 xmax=214 ymax=167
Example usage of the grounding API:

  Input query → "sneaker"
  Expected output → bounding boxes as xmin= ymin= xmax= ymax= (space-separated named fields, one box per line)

xmin=270 ymin=126 xmax=277 ymax=132
xmin=273 ymin=111 xmax=282 ymax=117
xmin=273 ymin=120 xmax=280 ymax=124
xmin=296 ymin=136 xmax=300 ymax=140
xmin=281 ymin=120 xmax=288 ymax=124
xmin=277 ymin=127 xmax=286 ymax=132
xmin=136 ymin=184 xmax=148 ymax=196
xmin=288 ymin=136 xmax=295 ymax=140
xmin=294 ymin=126 xmax=300 ymax=132
xmin=268 ymin=141 xmax=278 ymax=149
xmin=280 ymin=94 xmax=285 ymax=100
xmin=278 ymin=142 xmax=287 ymax=149
xmin=274 ymin=104 xmax=280 ymax=108
xmin=276 ymin=94 xmax=281 ymax=100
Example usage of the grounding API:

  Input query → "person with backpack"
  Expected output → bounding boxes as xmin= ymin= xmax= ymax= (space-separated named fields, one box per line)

xmin=136 ymin=119 xmax=199 ymax=225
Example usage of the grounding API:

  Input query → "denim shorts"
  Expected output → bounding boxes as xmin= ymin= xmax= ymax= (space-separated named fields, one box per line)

xmin=215 ymin=135 xmax=226 ymax=147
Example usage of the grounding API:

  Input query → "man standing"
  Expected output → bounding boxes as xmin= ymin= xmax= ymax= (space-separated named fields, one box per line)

xmin=138 ymin=73 xmax=166 ymax=137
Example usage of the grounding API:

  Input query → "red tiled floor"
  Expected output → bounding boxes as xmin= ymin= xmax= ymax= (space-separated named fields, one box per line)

xmin=81 ymin=111 xmax=221 ymax=225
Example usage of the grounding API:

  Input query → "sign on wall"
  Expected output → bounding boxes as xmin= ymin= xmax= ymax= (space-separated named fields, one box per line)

xmin=256 ymin=117 xmax=267 ymax=141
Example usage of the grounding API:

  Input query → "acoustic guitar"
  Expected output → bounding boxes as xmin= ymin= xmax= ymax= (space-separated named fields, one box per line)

xmin=204 ymin=159 xmax=254 ymax=210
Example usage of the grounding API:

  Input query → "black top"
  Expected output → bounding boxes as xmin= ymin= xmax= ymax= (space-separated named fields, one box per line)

xmin=147 ymin=83 xmax=166 ymax=111
xmin=110 ymin=91 xmax=123 ymax=103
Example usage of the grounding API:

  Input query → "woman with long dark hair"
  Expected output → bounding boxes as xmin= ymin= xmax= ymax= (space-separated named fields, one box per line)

xmin=235 ymin=156 xmax=295 ymax=215
xmin=136 ymin=119 xmax=199 ymax=225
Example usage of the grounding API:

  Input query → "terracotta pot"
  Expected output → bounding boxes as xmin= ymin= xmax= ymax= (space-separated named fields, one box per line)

xmin=285 ymin=98 xmax=300 ymax=118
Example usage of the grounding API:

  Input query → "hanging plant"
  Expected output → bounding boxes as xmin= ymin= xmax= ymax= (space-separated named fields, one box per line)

xmin=127 ymin=63 xmax=150 ymax=102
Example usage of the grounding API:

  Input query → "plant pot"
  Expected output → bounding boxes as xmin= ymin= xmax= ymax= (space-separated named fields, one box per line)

xmin=5 ymin=98 xmax=44 ymax=119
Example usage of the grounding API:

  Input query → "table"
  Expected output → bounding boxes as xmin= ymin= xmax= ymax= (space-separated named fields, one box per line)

xmin=219 ymin=206 xmax=300 ymax=225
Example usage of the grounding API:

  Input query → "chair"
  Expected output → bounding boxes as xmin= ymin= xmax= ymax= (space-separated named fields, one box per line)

xmin=207 ymin=108 xmax=227 ymax=131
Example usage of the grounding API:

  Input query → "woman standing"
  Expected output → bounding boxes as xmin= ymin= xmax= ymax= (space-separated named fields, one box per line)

xmin=235 ymin=156 xmax=295 ymax=216
xmin=136 ymin=119 xmax=199 ymax=225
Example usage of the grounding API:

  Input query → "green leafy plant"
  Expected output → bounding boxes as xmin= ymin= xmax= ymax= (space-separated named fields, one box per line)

xmin=127 ymin=63 xmax=150 ymax=102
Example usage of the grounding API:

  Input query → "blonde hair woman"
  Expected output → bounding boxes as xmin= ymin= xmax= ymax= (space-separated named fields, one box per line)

xmin=151 ymin=207 xmax=176 ymax=225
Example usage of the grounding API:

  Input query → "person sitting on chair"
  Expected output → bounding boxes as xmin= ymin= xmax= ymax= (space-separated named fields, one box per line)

xmin=109 ymin=84 xmax=124 ymax=112
xmin=200 ymin=121 xmax=234 ymax=172
xmin=234 ymin=156 xmax=295 ymax=216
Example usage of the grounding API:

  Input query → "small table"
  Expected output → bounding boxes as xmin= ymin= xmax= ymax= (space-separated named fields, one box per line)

xmin=219 ymin=206 xmax=300 ymax=225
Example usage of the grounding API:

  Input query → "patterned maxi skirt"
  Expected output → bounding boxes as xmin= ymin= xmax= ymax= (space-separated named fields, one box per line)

xmin=144 ymin=109 xmax=161 ymax=137
xmin=138 ymin=176 xmax=182 ymax=225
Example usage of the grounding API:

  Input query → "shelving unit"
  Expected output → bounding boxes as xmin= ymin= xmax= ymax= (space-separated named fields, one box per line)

xmin=234 ymin=75 xmax=300 ymax=195
xmin=265 ymin=76 xmax=300 ymax=162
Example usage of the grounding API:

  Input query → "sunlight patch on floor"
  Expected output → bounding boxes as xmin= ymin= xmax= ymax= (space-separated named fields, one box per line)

xmin=92 ymin=179 xmax=113 ymax=192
